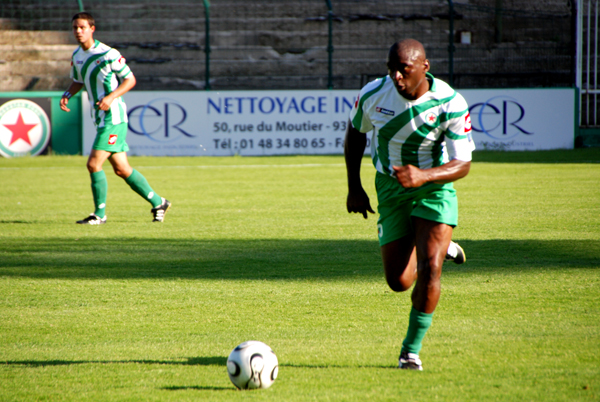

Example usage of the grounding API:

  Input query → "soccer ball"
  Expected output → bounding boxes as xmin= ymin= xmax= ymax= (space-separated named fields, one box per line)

xmin=226 ymin=341 xmax=278 ymax=390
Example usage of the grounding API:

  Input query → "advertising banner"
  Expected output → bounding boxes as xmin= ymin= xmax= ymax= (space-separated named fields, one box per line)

xmin=83 ymin=90 xmax=359 ymax=156
xmin=0 ymin=97 xmax=51 ymax=158
xmin=82 ymin=88 xmax=575 ymax=156
xmin=461 ymin=88 xmax=575 ymax=151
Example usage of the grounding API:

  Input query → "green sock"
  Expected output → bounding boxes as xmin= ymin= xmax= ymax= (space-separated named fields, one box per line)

xmin=90 ymin=170 xmax=107 ymax=218
xmin=125 ymin=169 xmax=162 ymax=207
xmin=401 ymin=307 xmax=433 ymax=355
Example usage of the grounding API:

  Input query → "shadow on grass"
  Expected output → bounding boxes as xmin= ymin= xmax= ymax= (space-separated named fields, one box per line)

xmin=0 ymin=238 xmax=598 ymax=280
xmin=472 ymin=148 xmax=600 ymax=163
xmin=0 ymin=357 xmax=226 ymax=367
xmin=0 ymin=220 xmax=35 ymax=224
xmin=0 ymin=358 xmax=236 ymax=392
xmin=0 ymin=358 xmax=394 ymax=370
xmin=161 ymin=386 xmax=231 ymax=391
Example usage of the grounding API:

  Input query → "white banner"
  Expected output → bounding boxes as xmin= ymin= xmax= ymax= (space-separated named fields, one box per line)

xmin=460 ymin=88 xmax=575 ymax=151
xmin=83 ymin=90 xmax=359 ymax=156
xmin=82 ymin=88 xmax=575 ymax=155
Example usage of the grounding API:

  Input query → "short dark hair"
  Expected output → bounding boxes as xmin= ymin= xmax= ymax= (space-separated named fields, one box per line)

xmin=72 ymin=12 xmax=95 ymax=27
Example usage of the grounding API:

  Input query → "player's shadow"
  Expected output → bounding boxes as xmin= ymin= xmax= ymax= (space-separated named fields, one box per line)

xmin=473 ymin=149 xmax=600 ymax=163
xmin=161 ymin=385 xmax=231 ymax=391
xmin=0 ymin=220 xmax=35 ymax=224
xmin=1 ymin=357 xmax=394 ymax=371
xmin=0 ymin=238 xmax=598 ymax=280
xmin=0 ymin=357 xmax=234 ymax=392
xmin=280 ymin=362 xmax=396 ymax=370
xmin=0 ymin=356 xmax=226 ymax=367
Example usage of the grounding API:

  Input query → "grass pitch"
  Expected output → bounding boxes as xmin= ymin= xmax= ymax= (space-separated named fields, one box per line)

xmin=0 ymin=149 xmax=599 ymax=401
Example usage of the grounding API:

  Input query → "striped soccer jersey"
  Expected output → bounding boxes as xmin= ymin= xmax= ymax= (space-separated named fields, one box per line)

xmin=350 ymin=72 xmax=474 ymax=176
xmin=70 ymin=40 xmax=132 ymax=128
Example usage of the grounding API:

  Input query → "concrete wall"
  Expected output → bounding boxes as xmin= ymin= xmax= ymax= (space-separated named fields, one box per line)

xmin=0 ymin=0 xmax=574 ymax=92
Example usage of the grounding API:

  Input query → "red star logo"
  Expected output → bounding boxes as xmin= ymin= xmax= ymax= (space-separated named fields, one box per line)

xmin=428 ymin=114 xmax=436 ymax=123
xmin=3 ymin=112 xmax=37 ymax=146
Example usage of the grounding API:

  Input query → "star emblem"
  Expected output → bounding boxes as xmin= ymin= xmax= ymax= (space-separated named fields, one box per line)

xmin=3 ymin=112 xmax=37 ymax=146
xmin=424 ymin=112 xmax=438 ymax=125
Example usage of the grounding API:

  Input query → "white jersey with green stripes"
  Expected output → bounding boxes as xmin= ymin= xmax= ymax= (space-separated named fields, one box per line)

xmin=70 ymin=40 xmax=132 ymax=128
xmin=350 ymin=72 xmax=474 ymax=176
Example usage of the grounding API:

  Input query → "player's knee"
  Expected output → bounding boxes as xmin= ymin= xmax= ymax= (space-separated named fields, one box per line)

xmin=86 ymin=161 xmax=99 ymax=173
xmin=385 ymin=276 xmax=412 ymax=292
xmin=113 ymin=166 xmax=128 ymax=178
xmin=417 ymin=259 xmax=442 ymax=283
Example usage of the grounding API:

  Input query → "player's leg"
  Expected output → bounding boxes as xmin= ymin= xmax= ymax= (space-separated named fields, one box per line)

xmin=78 ymin=122 xmax=128 ymax=224
xmin=107 ymin=151 xmax=133 ymax=179
xmin=412 ymin=217 xmax=452 ymax=313
xmin=108 ymin=152 xmax=171 ymax=222
xmin=381 ymin=236 xmax=417 ymax=292
xmin=399 ymin=218 xmax=452 ymax=370
xmin=77 ymin=149 xmax=112 ymax=224
xmin=399 ymin=183 xmax=458 ymax=370
xmin=376 ymin=172 xmax=416 ymax=291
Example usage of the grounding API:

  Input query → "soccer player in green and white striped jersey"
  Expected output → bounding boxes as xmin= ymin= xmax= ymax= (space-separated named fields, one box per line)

xmin=345 ymin=39 xmax=474 ymax=370
xmin=60 ymin=12 xmax=170 ymax=225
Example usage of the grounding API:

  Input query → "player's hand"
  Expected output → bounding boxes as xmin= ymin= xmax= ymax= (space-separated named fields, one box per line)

xmin=60 ymin=97 xmax=70 ymax=112
xmin=347 ymin=188 xmax=375 ymax=219
xmin=96 ymin=94 xmax=115 ymax=111
xmin=393 ymin=164 xmax=429 ymax=188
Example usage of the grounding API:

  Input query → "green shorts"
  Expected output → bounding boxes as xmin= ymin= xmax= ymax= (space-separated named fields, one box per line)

xmin=375 ymin=172 xmax=458 ymax=246
xmin=92 ymin=123 xmax=129 ymax=153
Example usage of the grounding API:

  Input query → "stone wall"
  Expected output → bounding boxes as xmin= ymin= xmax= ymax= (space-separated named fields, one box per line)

xmin=0 ymin=0 xmax=575 ymax=92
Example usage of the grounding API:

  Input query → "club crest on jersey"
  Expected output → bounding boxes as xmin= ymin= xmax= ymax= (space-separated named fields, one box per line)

xmin=376 ymin=107 xmax=395 ymax=116
xmin=424 ymin=112 xmax=438 ymax=126
xmin=108 ymin=134 xmax=117 ymax=145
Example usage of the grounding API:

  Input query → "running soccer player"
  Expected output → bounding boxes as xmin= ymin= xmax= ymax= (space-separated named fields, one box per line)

xmin=60 ymin=12 xmax=171 ymax=225
xmin=345 ymin=39 xmax=474 ymax=370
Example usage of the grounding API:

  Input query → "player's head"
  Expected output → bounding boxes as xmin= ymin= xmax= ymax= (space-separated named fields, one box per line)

xmin=72 ymin=12 xmax=95 ymax=28
xmin=387 ymin=39 xmax=430 ymax=100
xmin=71 ymin=12 xmax=96 ymax=47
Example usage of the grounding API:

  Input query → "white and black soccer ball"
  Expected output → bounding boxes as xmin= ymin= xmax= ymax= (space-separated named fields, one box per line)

xmin=226 ymin=340 xmax=278 ymax=390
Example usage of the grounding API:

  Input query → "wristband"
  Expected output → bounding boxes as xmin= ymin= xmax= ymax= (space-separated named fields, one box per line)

xmin=62 ymin=91 xmax=72 ymax=99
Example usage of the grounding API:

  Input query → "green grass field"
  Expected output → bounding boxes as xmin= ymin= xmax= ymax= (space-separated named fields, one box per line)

xmin=1 ymin=149 xmax=599 ymax=401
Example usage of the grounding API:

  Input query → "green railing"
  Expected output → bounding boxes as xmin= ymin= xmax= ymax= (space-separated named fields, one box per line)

xmin=203 ymin=0 xmax=211 ymax=90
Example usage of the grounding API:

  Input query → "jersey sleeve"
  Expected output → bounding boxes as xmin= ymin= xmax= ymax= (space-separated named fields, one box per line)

xmin=444 ymin=92 xmax=475 ymax=162
xmin=109 ymin=49 xmax=133 ymax=80
xmin=349 ymin=89 xmax=374 ymax=133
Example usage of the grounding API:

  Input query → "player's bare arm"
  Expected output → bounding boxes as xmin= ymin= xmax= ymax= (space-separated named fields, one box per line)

xmin=393 ymin=159 xmax=471 ymax=188
xmin=96 ymin=75 xmax=136 ymax=111
xmin=60 ymin=82 xmax=85 ymax=112
xmin=344 ymin=120 xmax=375 ymax=219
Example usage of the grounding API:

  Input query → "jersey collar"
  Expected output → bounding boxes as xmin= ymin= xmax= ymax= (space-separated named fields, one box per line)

xmin=82 ymin=39 xmax=100 ymax=52
xmin=426 ymin=72 xmax=436 ymax=92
